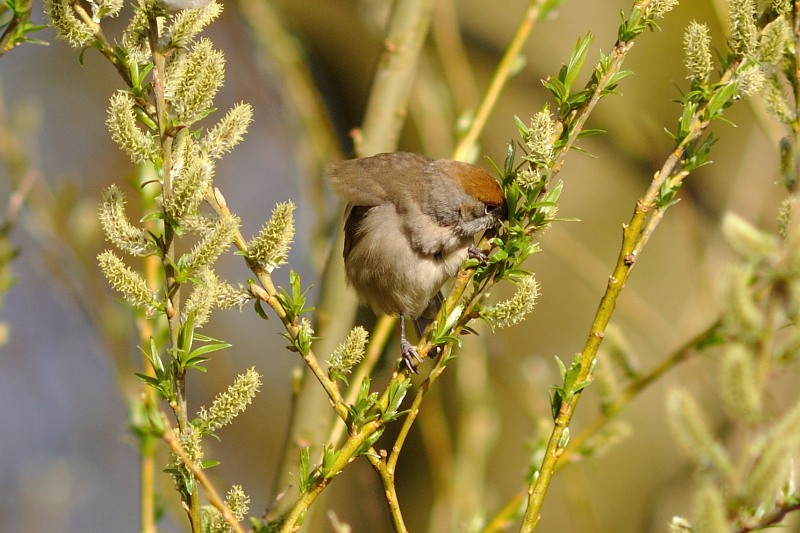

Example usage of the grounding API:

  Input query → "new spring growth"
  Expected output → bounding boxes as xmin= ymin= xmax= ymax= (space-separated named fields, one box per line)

xmin=649 ymin=0 xmax=679 ymax=19
xmin=483 ymin=273 xmax=540 ymax=329
xmin=88 ymin=0 xmax=123 ymax=23
xmin=720 ymin=343 xmax=761 ymax=422
xmin=722 ymin=212 xmax=779 ymax=263
xmin=771 ymin=0 xmax=792 ymax=15
xmin=99 ymin=184 xmax=157 ymax=256
xmin=225 ymin=485 xmax=250 ymax=522
xmin=202 ymin=103 xmax=254 ymax=160
xmin=121 ymin=0 xmax=155 ymax=64
xmin=693 ymin=481 xmax=727 ymax=533
xmin=182 ymin=267 xmax=250 ymax=327
xmin=515 ymin=110 xmax=558 ymax=188
xmin=197 ymin=367 xmax=262 ymax=434
xmin=328 ymin=326 xmax=369 ymax=384
xmin=758 ymin=16 xmax=791 ymax=65
xmin=166 ymin=136 xmax=214 ymax=222
xmin=167 ymin=0 xmax=223 ymax=50
xmin=666 ymin=388 xmax=733 ymax=477
xmin=202 ymin=485 xmax=250 ymax=532
xmin=166 ymin=426 xmax=203 ymax=496
xmin=246 ymin=201 xmax=295 ymax=272
xmin=721 ymin=264 xmax=764 ymax=343
xmin=743 ymin=400 xmax=800 ymax=505
xmin=178 ymin=214 xmax=240 ymax=280
xmin=684 ymin=22 xmax=712 ymax=86
xmin=43 ymin=0 xmax=94 ymax=47
xmin=728 ymin=0 xmax=757 ymax=58
xmin=756 ymin=14 xmax=795 ymax=121
xmin=762 ymin=74 xmax=795 ymax=123
xmin=295 ymin=318 xmax=314 ymax=355
xmin=106 ymin=92 xmax=159 ymax=164
xmin=97 ymin=251 xmax=161 ymax=313
xmin=735 ymin=64 xmax=766 ymax=98
xmin=165 ymin=38 xmax=225 ymax=125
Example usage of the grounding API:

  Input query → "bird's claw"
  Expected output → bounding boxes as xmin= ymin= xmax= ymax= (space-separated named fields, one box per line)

xmin=400 ymin=338 xmax=423 ymax=374
xmin=468 ymin=244 xmax=488 ymax=264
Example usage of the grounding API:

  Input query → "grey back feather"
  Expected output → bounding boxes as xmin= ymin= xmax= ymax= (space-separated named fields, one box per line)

xmin=326 ymin=152 xmax=431 ymax=207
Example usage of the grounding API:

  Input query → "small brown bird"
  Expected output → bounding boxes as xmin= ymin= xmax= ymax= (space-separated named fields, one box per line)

xmin=326 ymin=152 xmax=506 ymax=372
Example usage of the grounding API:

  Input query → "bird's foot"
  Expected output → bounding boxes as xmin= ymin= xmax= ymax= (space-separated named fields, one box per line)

xmin=468 ymin=244 xmax=488 ymax=264
xmin=400 ymin=338 xmax=423 ymax=374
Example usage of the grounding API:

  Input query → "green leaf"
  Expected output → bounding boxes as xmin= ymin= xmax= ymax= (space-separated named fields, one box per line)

xmin=320 ymin=443 xmax=340 ymax=478
xmin=276 ymin=270 xmax=315 ymax=321
xmin=178 ymin=312 xmax=196 ymax=358
xmin=253 ymin=299 xmax=269 ymax=320
xmin=576 ymin=128 xmax=606 ymax=138
xmin=678 ymin=100 xmax=698 ymax=140
xmin=555 ymin=355 xmax=567 ymax=379
xmin=140 ymin=211 xmax=165 ymax=223
xmin=563 ymin=34 xmax=593 ymax=92
xmin=706 ymin=82 xmax=738 ymax=119
xmin=565 ymin=89 xmax=591 ymax=108
xmin=504 ymin=142 xmax=517 ymax=180
xmin=550 ymin=388 xmax=564 ymax=419
xmin=543 ymin=77 xmax=568 ymax=106
xmin=381 ymin=379 xmax=411 ymax=422
xmin=134 ymin=373 xmax=162 ymax=387
xmin=355 ymin=427 xmax=385 ymax=456
xmin=298 ymin=446 xmax=312 ymax=494
xmin=514 ymin=115 xmax=530 ymax=140
xmin=187 ymin=342 xmax=231 ymax=359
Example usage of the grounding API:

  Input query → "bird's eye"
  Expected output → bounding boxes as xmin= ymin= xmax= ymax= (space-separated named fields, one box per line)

xmin=484 ymin=204 xmax=491 ymax=215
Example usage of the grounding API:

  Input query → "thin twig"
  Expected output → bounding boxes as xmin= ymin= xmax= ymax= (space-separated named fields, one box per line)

xmin=452 ymin=0 xmax=545 ymax=162
xmin=326 ymin=314 xmax=395 ymax=447
xmin=163 ymin=425 xmax=245 ymax=533
xmin=354 ymin=0 xmax=434 ymax=157
xmin=277 ymin=419 xmax=384 ymax=533
xmin=560 ymin=318 xmax=721 ymax=463
xmin=70 ymin=2 xmax=133 ymax=85
xmin=387 ymin=346 xmax=451 ymax=474
xmin=521 ymin=62 xmax=740 ymax=533
xmin=206 ymin=188 xmax=351 ymax=421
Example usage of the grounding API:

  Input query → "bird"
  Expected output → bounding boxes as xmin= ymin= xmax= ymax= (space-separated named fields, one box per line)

xmin=326 ymin=151 xmax=506 ymax=372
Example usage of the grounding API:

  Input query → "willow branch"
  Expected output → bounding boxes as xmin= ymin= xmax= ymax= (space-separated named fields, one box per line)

xmin=354 ymin=0 xmax=434 ymax=156
xmin=560 ymin=318 xmax=722 ymax=464
xmin=521 ymin=62 xmax=740 ymax=532
xmin=206 ymin=188 xmax=350 ymax=421
xmin=453 ymin=0 xmax=546 ymax=162
xmin=162 ymin=422 xmax=245 ymax=533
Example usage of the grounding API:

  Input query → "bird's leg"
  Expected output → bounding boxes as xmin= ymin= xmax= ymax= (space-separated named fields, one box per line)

xmin=399 ymin=315 xmax=423 ymax=374
xmin=468 ymin=243 xmax=488 ymax=264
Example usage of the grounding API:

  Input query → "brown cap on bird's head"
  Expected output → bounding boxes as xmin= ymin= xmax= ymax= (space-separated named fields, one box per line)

xmin=438 ymin=159 xmax=506 ymax=218
xmin=440 ymin=160 xmax=504 ymax=206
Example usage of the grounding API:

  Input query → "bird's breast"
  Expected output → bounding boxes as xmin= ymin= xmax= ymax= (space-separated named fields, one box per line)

xmin=344 ymin=204 xmax=467 ymax=317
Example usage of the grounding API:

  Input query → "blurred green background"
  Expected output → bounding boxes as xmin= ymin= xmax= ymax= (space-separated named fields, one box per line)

xmin=1 ymin=0 xmax=796 ymax=531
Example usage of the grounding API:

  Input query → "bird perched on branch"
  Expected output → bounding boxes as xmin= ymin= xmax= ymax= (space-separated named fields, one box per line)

xmin=326 ymin=151 xmax=506 ymax=372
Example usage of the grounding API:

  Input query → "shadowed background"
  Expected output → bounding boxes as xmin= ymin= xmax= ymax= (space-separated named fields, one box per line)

xmin=1 ymin=0 xmax=795 ymax=532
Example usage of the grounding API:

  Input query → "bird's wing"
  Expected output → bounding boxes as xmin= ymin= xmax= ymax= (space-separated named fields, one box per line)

xmin=325 ymin=152 xmax=431 ymax=206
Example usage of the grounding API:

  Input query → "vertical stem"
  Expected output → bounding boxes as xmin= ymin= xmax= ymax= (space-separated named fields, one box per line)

xmin=139 ymin=252 xmax=161 ymax=533
xmin=147 ymin=15 xmax=197 ymax=532
xmin=356 ymin=0 xmax=434 ymax=156
xmin=452 ymin=0 xmax=544 ymax=162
